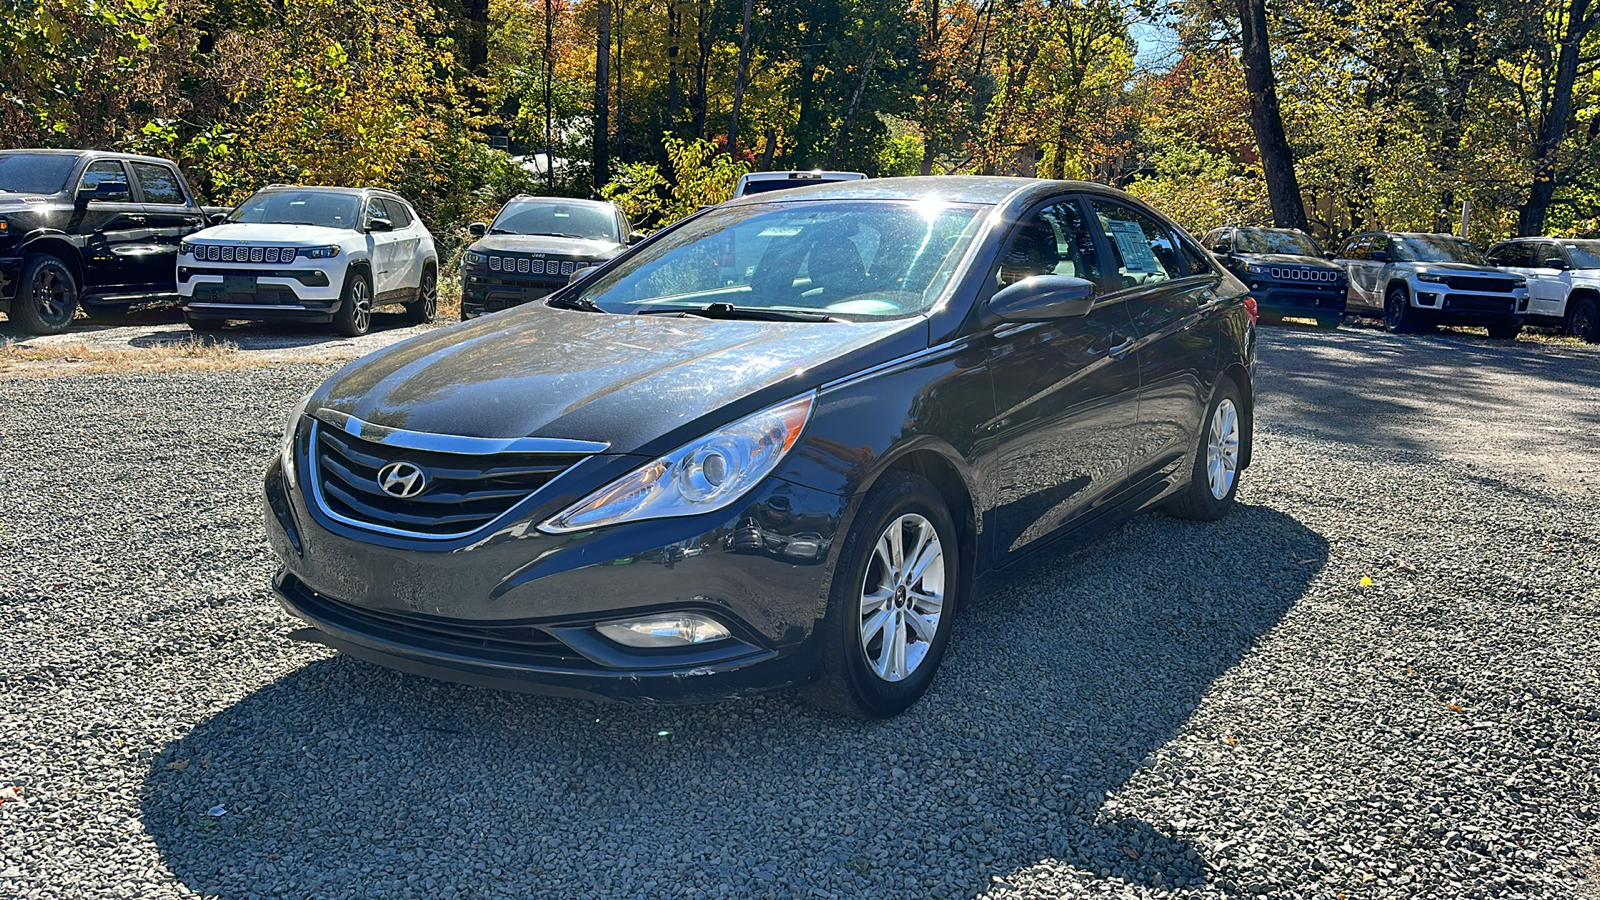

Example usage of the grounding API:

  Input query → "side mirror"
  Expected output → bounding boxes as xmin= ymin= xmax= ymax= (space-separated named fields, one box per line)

xmin=367 ymin=217 xmax=394 ymax=233
xmin=468 ymin=221 xmax=488 ymax=237
xmin=1544 ymin=257 xmax=1569 ymax=270
xmin=208 ymin=212 xmax=227 ymax=226
xmin=568 ymin=264 xmax=600 ymax=284
xmin=627 ymin=231 xmax=647 ymax=245
xmin=988 ymin=275 xmax=1097 ymax=322
xmin=79 ymin=180 xmax=131 ymax=203
xmin=1369 ymin=250 xmax=1390 ymax=263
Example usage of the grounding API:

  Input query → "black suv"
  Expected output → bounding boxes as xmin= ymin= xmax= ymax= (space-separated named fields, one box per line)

xmin=1200 ymin=226 xmax=1347 ymax=328
xmin=0 ymin=149 xmax=223 ymax=334
xmin=460 ymin=196 xmax=638 ymax=318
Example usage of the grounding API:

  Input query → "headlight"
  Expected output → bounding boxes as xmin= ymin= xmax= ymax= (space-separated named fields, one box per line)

xmin=1512 ymin=277 xmax=1527 ymax=289
xmin=302 ymin=245 xmax=341 ymax=259
xmin=1245 ymin=263 xmax=1268 ymax=275
xmin=279 ymin=391 xmax=315 ymax=486
xmin=540 ymin=393 xmax=816 ymax=533
xmin=1417 ymin=273 xmax=1450 ymax=284
xmin=0 ymin=217 xmax=10 ymax=236
xmin=179 ymin=241 xmax=194 ymax=256
xmin=464 ymin=251 xmax=486 ymax=266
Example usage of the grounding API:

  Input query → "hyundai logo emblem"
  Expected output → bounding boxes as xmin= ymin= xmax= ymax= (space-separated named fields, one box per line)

xmin=376 ymin=461 xmax=427 ymax=498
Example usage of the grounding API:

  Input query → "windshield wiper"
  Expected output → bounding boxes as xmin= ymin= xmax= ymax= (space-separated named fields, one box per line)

xmin=639 ymin=302 xmax=834 ymax=323
xmin=546 ymin=294 xmax=601 ymax=312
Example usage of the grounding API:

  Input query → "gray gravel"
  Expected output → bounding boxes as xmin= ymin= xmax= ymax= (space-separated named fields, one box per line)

xmin=2 ymin=326 xmax=1598 ymax=899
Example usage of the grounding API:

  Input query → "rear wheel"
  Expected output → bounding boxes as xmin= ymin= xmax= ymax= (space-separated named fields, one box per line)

xmin=404 ymin=266 xmax=437 ymax=324
xmin=333 ymin=270 xmax=373 ymax=337
xmin=1384 ymin=285 xmax=1422 ymax=334
xmin=1166 ymin=376 xmax=1244 ymax=522
xmin=10 ymin=254 xmax=79 ymax=335
xmin=1485 ymin=321 xmax=1521 ymax=340
xmin=807 ymin=472 xmax=958 ymax=719
xmin=1568 ymin=296 xmax=1599 ymax=343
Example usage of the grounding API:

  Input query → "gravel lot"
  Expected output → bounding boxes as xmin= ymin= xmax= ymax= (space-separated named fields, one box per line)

xmin=2 ymin=324 xmax=1597 ymax=898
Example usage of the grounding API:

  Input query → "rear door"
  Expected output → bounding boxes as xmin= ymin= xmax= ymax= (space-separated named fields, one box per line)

xmin=381 ymin=198 xmax=423 ymax=296
xmin=73 ymin=159 xmax=159 ymax=294
xmin=1087 ymin=196 xmax=1216 ymax=488
xmin=129 ymin=160 xmax=202 ymax=294
xmin=986 ymin=194 xmax=1143 ymax=561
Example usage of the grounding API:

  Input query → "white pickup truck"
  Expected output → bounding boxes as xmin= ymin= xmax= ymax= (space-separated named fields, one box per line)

xmin=1485 ymin=238 xmax=1600 ymax=343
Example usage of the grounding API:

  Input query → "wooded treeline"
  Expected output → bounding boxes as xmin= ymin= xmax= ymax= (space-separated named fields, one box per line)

xmin=2 ymin=0 xmax=1597 ymax=248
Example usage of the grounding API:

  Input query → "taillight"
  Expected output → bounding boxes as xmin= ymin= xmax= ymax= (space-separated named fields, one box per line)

xmin=1242 ymin=295 xmax=1259 ymax=324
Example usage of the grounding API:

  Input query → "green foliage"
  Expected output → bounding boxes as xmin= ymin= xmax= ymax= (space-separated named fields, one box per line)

xmin=601 ymin=134 xmax=748 ymax=229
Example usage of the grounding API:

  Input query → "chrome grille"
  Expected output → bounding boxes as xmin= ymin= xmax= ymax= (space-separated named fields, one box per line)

xmin=487 ymin=254 xmax=579 ymax=278
xmin=1445 ymin=275 xmax=1517 ymax=293
xmin=1268 ymin=267 xmax=1340 ymax=282
xmin=195 ymin=244 xmax=297 ymax=264
xmin=309 ymin=421 xmax=594 ymax=539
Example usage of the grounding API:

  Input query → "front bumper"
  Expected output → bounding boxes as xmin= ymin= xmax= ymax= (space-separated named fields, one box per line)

xmin=0 ymin=255 xmax=20 ymax=301
xmin=1409 ymin=284 xmax=1528 ymax=325
xmin=179 ymin=263 xmax=344 ymax=321
xmin=264 ymin=452 xmax=851 ymax=702
xmin=461 ymin=270 xmax=566 ymax=318
xmin=1249 ymin=281 xmax=1348 ymax=322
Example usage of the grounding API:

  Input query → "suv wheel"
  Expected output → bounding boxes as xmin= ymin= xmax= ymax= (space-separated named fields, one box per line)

xmin=333 ymin=270 xmax=373 ymax=337
xmin=12 ymin=255 xmax=79 ymax=335
xmin=1569 ymin=296 xmax=1599 ymax=344
xmin=807 ymin=472 xmax=958 ymax=719
xmin=1383 ymin=285 xmax=1423 ymax=334
xmin=1166 ymin=376 xmax=1244 ymax=521
xmin=404 ymin=266 xmax=438 ymax=325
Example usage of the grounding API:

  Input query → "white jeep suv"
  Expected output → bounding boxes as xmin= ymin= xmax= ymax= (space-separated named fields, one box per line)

xmin=1334 ymin=231 xmax=1528 ymax=337
xmin=1485 ymin=238 xmax=1600 ymax=343
xmin=178 ymin=186 xmax=439 ymax=336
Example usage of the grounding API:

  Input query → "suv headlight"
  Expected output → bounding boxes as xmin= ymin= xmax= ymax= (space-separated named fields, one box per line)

xmin=1512 ymin=277 xmax=1527 ymax=289
xmin=1417 ymin=273 xmax=1450 ymax=284
xmin=179 ymin=241 xmax=195 ymax=256
xmin=279 ymin=391 xmax=315 ymax=486
xmin=464 ymin=250 xmax=486 ymax=266
xmin=302 ymin=245 xmax=341 ymax=259
xmin=1245 ymin=263 xmax=1268 ymax=275
xmin=540 ymin=393 xmax=815 ymax=533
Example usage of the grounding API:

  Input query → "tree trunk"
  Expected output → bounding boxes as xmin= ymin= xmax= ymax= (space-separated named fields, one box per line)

xmin=615 ymin=0 xmax=625 ymax=141
xmin=1519 ymin=0 xmax=1595 ymax=236
xmin=1236 ymin=0 xmax=1308 ymax=231
xmin=593 ymin=0 xmax=612 ymax=190
xmin=919 ymin=143 xmax=936 ymax=175
xmin=466 ymin=0 xmax=490 ymax=112
xmin=728 ymin=0 xmax=755 ymax=153
xmin=693 ymin=0 xmax=711 ymax=139
xmin=758 ymin=127 xmax=778 ymax=170
xmin=667 ymin=0 xmax=681 ymax=129
xmin=828 ymin=36 xmax=881 ymax=168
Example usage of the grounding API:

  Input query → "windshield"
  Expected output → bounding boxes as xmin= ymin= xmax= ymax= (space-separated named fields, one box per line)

xmin=0 ymin=153 xmax=79 ymax=194
xmin=227 ymin=190 xmax=361 ymax=228
xmin=564 ymin=199 xmax=988 ymax=319
xmin=1394 ymin=235 xmax=1486 ymax=265
xmin=1235 ymin=228 xmax=1322 ymax=256
xmin=492 ymin=201 xmax=618 ymax=241
xmin=1562 ymin=240 xmax=1600 ymax=269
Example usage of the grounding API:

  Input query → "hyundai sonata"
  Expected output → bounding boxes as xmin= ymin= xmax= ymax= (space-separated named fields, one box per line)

xmin=264 ymin=176 xmax=1257 ymax=718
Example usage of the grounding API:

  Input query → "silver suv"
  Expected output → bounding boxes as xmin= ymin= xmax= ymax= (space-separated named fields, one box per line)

xmin=1333 ymin=232 xmax=1528 ymax=337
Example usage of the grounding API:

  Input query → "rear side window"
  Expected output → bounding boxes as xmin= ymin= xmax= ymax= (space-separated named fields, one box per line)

xmin=1088 ymin=199 xmax=1180 ymax=289
xmin=131 ymin=162 xmax=185 ymax=205
xmin=79 ymin=160 xmax=127 ymax=193
xmin=382 ymin=198 xmax=414 ymax=228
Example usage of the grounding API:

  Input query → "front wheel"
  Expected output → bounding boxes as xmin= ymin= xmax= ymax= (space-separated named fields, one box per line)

xmin=1568 ymin=296 xmax=1599 ymax=343
xmin=10 ymin=255 xmax=79 ymax=334
xmin=333 ymin=270 xmax=373 ymax=337
xmin=404 ymin=267 xmax=437 ymax=324
xmin=1384 ymin=286 xmax=1422 ymax=334
xmin=807 ymin=472 xmax=959 ymax=719
xmin=1166 ymin=376 xmax=1244 ymax=522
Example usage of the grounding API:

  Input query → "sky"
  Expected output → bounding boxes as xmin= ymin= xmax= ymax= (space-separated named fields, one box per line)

xmin=1130 ymin=20 xmax=1182 ymax=69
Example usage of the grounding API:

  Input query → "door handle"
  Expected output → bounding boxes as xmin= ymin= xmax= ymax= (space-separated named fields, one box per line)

xmin=127 ymin=215 xmax=147 ymax=225
xmin=1090 ymin=333 xmax=1135 ymax=358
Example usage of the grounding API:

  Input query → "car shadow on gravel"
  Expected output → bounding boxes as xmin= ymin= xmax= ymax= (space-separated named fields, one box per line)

xmin=140 ymin=503 xmax=1327 ymax=898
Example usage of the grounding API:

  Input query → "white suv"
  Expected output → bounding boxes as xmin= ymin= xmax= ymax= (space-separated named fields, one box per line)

xmin=1333 ymin=231 xmax=1528 ymax=337
xmin=732 ymin=170 xmax=865 ymax=198
xmin=178 ymin=186 xmax=439 ymax=336
xmin=1485 ymin=238 xmax=1600 ymax=343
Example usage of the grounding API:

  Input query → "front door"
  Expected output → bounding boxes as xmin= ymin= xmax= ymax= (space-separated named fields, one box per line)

xmin=130 ymin=160 xmax=202 ymax=295
xmin=74 ymin=160 xmax=160 ymax=294
xmin=987 ymin=196 xmax=1142 ymax=561
xmin=1526 ymin=242 xmax=1571 ymax=318
xmin=364 ymin=197 xmax=404 ymax=296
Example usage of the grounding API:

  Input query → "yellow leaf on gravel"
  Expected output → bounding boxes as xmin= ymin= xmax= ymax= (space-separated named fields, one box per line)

xmin=1360 ymin=575 xmax=1374 ymax=587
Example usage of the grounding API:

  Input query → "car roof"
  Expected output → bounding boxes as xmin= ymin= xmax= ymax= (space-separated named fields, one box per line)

xmin=720 ymin=175 xmax=1131 ymax=209
xmin=505 ymin=195 xmax=617 ymax=210
xmin=0 ymin=148 xmax=179 ymax=166
xmin=740 ymin=170 xmax=865 ymax=180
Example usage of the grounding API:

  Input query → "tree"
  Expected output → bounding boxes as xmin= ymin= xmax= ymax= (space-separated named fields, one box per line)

xmin=1519 ymin=0 xmax=1600 ymax=234
xmin=593 ymin=0 xmax=612 ymax=188
xmin=1236 ymin=0 xmax=1308 ymax=229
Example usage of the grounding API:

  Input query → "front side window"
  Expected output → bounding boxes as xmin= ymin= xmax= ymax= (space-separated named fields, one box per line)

xmin=1393 ymin=235 xmax=1486 ymax=265
xmin=131 ymin=162 xmax=185 ymax=205
xmin=492 ymin=201 xmax=620 ymax=242
xmin=996 ymin=199 xmax=1102 ymax=288
xmin=1340 ymin=236 xmax=1369 ymax=260
xmin=1089 ymin=199 xmax=1179 ymax=289
xmin=1532 ymin=242 xmax=1563 ymax=268
xmin=1488 ymin=243 xmax=1528 ymax=267
xmin=566 ymin=199 xmax=988 ymax=319
xmin=228 ymin=190 xmax=362 ymax=229
xmin=78 ymin=160 xmax=128 ymax=194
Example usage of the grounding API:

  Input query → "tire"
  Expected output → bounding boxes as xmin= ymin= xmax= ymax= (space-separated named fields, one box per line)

xmin=1485 ymin=321 xmax=1521 ymax=340
xmin=1568 ymin=296 xmax=1600 ymax=344
xmin=1165 ymin=376 xmax=1245 ymax=522
xmin=9 ymin=254 xmax=79 ymax=335
xmin=333 ymin=269 xmax=373 ymax=337
xmin=404 ymin=266 xmax=438 ymax=325
xmin=806 ymin=471 xmax=959 ymax=719
xmin=1383 ymin=284 xmax=1422 ymax=334
xmin=183 ymin=311 xmax=226 ymax=332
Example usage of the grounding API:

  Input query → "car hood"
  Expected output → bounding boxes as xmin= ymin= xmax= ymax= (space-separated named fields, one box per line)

xmin=1404 ymin=261 xmax=1505 ymax=275
xmin=1239 ymin=253 xmax=1341 ymax=270
xmin=470 ymin=234 xmax=623 ymax=258
xmin=313 ymin=304 xmax=920 ymax=454
xmin=189 ymin=222 xmax=354 ymax=244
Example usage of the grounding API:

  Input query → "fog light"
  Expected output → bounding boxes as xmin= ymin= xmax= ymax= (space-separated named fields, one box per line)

xmin=1417 ymin=292 xmax=1440 ymax=306
xmin=596 ymin=614 xmax=731 ymax=648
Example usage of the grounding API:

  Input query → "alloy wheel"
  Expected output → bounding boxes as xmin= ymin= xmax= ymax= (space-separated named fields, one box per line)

xmin=351 ymin=279 xmax=372 ymax=333
xmin=420 ymin=271 xmax=438 ymax=319
xmin=32 ymin=261 xmax=77 ymax=329
xmin=1206 ymin=398 xmax=1241 ymax=500
xmin=858 ymin=513 xmax=945 ymax=683
xmin=1384 ymin=291 xmax=1404 ymax=331
xmin=1574 ymin=301 xmax=1597 ymax=342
